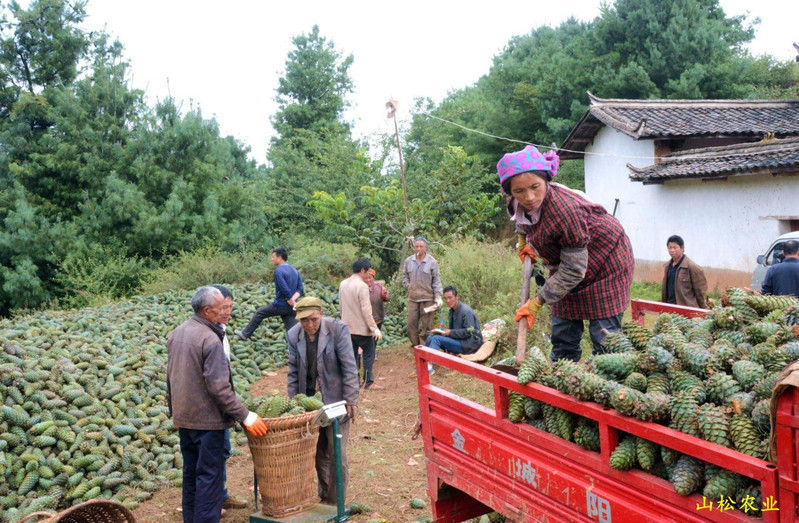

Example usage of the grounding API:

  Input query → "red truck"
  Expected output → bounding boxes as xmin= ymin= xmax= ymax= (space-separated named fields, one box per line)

xmin=415 ymin=300 xmax=799 ymax=522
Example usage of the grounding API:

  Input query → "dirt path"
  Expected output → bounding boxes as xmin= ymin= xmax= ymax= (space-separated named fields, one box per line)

xmin=132 ymin=343 xmax=439 ymax=522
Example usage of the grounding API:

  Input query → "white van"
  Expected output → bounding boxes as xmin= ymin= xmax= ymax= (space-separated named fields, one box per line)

xmin=751 ymin=231 xmax=799 ymax=292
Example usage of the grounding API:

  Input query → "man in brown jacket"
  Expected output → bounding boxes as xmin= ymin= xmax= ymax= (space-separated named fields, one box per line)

xmin=661 ymin=235 xmax=708 ymax=309
xmin=339 ymin=258 xmax=383 ymax=389
xmin=167 ymin=286 xmax=267 ymax=523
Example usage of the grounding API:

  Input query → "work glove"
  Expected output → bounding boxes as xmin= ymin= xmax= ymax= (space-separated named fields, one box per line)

xmin=517 ymin=234 xmax=537 ymax=263
xmin=373 ymin=328 xmax=383 ymax=341
xmin=243 ymin=412 xmax=268 ymax=437
xmin=435 ymin=297 xmax=443 ymax=308
xmin=518 ymin=241 xmax=537 ymax=265
xmin=515 ymin=297 xmax=543 ymax=329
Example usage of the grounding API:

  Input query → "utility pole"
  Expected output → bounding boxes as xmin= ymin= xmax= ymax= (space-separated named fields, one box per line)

xmin=386 ymin=99 xmax=412 ymax=239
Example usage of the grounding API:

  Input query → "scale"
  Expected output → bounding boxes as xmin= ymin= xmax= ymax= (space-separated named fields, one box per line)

xmin=250 ymin=401 xmax=351 ymax=523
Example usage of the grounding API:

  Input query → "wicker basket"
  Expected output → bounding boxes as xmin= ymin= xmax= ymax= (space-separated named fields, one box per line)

xmin=247 ymin=410 xmax=320 ymax=518
xmin=19 ymin=499 xmax=136 ymax=523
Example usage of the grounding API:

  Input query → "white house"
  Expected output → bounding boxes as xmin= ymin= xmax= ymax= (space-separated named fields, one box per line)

xmin=558 ymin=93 xmax=799 ymax=291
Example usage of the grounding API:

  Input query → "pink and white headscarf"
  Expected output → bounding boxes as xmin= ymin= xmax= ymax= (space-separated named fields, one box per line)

xmin=497 ymin=145 xmax=560 ymax=193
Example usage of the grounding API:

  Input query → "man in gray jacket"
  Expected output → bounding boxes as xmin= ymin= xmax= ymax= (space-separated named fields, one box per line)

xmin=287 ymin=297 xmax=359 ymax=505
xmin=167 ymin=286 xmax=267 ymax=523
xmin=402 ymin=236 xmax=443 ymax=348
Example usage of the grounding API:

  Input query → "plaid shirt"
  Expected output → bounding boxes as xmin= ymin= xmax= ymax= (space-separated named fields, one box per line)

xmin=519 ymin=184 xmax=634 ymax=320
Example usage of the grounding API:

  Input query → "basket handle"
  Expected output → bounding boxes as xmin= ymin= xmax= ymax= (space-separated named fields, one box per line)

xmin=301 ymin=418 xmax=313 ymax=438
xmin=20 ymin=512 xmax=56 ymax=523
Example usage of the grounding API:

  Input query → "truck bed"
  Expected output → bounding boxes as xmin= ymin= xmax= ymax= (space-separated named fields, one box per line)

xmin=416 ymin=300 xmax=797 ymax=522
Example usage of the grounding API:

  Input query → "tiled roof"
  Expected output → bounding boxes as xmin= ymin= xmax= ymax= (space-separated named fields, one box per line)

xmin=627 ymin=137 xmax=799 ymax=182
xmin=559 ymin=93 xmax=799 ymax=159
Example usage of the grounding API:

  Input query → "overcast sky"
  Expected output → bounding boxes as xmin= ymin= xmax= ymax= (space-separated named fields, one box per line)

xmin=81 ymin=1 xmax=797 ymax=164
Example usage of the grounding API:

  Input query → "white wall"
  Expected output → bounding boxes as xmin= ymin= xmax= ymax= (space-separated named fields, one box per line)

xmin=583 ymin=126 xmax=797 ymax=274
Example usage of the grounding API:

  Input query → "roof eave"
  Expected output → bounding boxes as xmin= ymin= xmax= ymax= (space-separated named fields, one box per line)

xmin=629 ymin=164 xmax=799 ymax=183
xmin=558 ymin=109 xmax=597 ymax=159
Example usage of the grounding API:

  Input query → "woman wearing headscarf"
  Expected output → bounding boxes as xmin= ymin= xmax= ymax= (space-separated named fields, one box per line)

xmin=498 ymin=145 xmax=634 ymax=362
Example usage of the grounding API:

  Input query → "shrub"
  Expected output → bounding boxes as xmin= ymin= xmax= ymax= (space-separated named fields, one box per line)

xmin=55 ymin=246 xmax=150 ymax=309
xmin=629 ymin=281 xmax=662 ymax=302
xmin=141 ymin=246 xmax=269 ymax=295
xmin=437 ymin=237 xmax=522 ymax=322
xmin=288 ymin=240 xmax=360 ymax=287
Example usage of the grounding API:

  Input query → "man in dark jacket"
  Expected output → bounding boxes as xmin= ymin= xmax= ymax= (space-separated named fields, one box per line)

xmin=167 ymin=286 xmax=267 ymax=523
xmin=661 ymin=235 xmax=708 ymax=309
xmin=423 ymin=286 xmax=483 ymax=357
xmin=236 ymin=247 xmax=304 ymax=339
xmin=763 ymin=240 xmax=799 ymax=297
xmin=287 ymin=297 xmax=359 ymax=505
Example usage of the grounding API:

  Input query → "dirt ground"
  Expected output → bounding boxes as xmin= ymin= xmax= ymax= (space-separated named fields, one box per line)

xmin=131 ymin=342 xmax=482 ymax=522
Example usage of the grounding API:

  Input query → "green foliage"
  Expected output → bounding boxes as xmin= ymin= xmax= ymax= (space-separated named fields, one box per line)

xmin=55 ymin=246 xmax=149 ymax=309
xmin=288 ymin=240 xmax=359 ymax=287
xmin=629 ymin=281 xmax=663 ymax=302
xmin=309 ymin=146 xmax=503 ymax=272
xmin=0 ymin=2 xmax=271 ymax=313
xmin=0 ymin=0 xmax=90 ymax=97
xmin=405 ymin=0 xmax=796 ymax=192
xmin=592 ymin=0 xmax=756 ymax=98
xmin=436 ymin=238 xmax=520 ymax=321
xmin=554 ymin=159 xmax=585 ymax=192
xmin=268 ymin=129 xmax=376 ymax=236
xmin=141 ymin=247 xmax=273 ymax=295
xmin=271 ymin=25 xmax=353 ymax=142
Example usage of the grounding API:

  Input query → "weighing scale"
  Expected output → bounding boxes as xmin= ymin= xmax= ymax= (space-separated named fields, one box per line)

xmin=250 ymin=401 xmax=351 ymax=522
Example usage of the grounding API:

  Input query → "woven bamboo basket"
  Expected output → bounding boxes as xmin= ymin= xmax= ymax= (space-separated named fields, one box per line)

xmin=19 ymin=499 xmax=136 ymax=523
xmin=246 ymin=409 xmax=320 ymax=518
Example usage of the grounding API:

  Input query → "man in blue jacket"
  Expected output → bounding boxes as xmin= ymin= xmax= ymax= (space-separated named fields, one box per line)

xmin=236 ymin=247 xmax=304 ymax=339
xmin=762 ymin=240 xmax=799 ymax=298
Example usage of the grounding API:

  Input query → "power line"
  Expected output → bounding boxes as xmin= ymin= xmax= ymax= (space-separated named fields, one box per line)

xmin=416 ymin=111 xmax=786 ymax=163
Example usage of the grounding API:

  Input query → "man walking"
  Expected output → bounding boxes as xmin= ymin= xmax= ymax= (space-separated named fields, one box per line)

xmin=287 ymin=297 xmax=360 ymax=505
xmin=236 ymin=247 xmax=303 ymax=339
xmin=763 ymin=240 xmax=799 ymax=297
xmin=402 ymin=236 xmax=443 ymax=347
xmin=339 ymin=258 xmax=383 ymax=389
xmin=167 ymin=286 xmax=267 ymax=522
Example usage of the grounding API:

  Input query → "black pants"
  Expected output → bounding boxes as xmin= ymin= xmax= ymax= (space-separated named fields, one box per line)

xmin=179 ymin=428 xmax=226 ymax=523
xmin=240 ymin=303 xmax=297 ymax=337
xmin=352 ymin=334 xmax=376 ymax=386
xmin=550 ymin=314 xmax=623 ymax=362
xmin=316 ymin=418 xmax=350 ymax=504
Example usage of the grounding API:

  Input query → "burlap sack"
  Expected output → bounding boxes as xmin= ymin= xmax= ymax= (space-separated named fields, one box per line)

xmin=769 ymin=360 xmax=799 ymax=462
